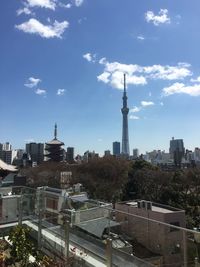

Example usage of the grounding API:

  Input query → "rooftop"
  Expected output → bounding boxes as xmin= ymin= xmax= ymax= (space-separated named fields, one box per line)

xmin=119 ymin=200 xmax=184 ymax=213
xmin=45 ymin=138 xmax=64 ymax=146
xmin=0 ymin=159 xmax=17 ymax=172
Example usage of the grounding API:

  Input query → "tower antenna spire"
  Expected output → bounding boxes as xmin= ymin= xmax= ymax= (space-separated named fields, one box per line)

xmin=124 ymin=73 xmax=126 ymax=93
xmin=54 ymin=123 xmax=57 ymax=139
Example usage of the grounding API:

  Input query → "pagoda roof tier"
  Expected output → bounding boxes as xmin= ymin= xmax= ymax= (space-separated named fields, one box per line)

xmin=46 ymin=138 xmax=64 ymax=146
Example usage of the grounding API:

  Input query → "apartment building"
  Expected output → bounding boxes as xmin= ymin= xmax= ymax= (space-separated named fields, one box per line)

xmin=115 ymin=200 xmax=186 ymax=267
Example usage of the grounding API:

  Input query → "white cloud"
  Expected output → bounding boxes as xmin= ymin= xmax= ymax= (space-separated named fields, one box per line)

xmin=24 ymin=77 xmax=41 ymax=88
xmin=75 ymin=0 xmax=84 ymax=7
xmin=25 ymin=0 xmax=57 ymax=10
xmin=137 ymin=35 xmax=145 ymax=40
xmin=17 ymin=7 xmax=33 ymax=16
xmin=160 ymin=102 xmax=164 ymax=106
xmin=59 ymin=3 xmax=72 ymax=8
xmin=83 ymin=53 xmax=95 ymax=62
xmin=95 ymin=57 xmax=191 ymax=90
xmin=130 ymin=106 xmax=141 ymax=113
xmin=97 ymin=72 xmax=110 ymax=84
xmin=57 ymin=89 xmax=65 ymax=95
xmin=141 ymin=101 xmax=154 ymax=107
xmin=15 ymin=18 xmax=69 ymax=38
xmin=17 ymin=0 xmax=72 ymax=14
xmin=97 ymin=59 xmax=146 ymax=89
xmin=126 ymin=75 xmax=147 ymax=86
xmin=130 ymin=115 xmax=140 ymax=120
xmin=110 ymin=71 xmax=147 ymax=89
xmin=145 ymin=9 xmax=171 ymax=26
xmin=191 ymin=76 xmax=200 ymax=83
xmin=99 ymin=57 xmax=107 ymax=65
xmin=35 ymin=88 xmax=46 ymax=95
xmin=163 ymin=82 xmax=200 ymax=97
xmin=143 ymin=63 xmax=192 ymax=80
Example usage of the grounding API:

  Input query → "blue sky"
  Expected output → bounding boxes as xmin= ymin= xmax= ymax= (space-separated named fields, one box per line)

xmin=1 ymin=0 xmax=200 ymax=155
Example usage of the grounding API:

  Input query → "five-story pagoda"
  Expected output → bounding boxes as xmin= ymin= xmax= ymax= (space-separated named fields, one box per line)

xmin=45 ymin=124 xmax=64 ymax=162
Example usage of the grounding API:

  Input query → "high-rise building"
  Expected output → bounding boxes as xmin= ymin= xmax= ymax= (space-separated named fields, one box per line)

xmin=104 ymin=150 xmax=111 ymax=157
xmin=169 ymin=137 xmax=185 ymax=166
xmin=194 ymin=147 xmax=200 ymax=161
xmin=83 ymin=151 xmax=99 ymax=162
xmin=66 ymin=147 xmax=74 ymax=164
xmin=26 ymin=143 xmax=44 ymax=164
xmin=0 ymin=142 xmax=16 ymax=165
xmin=133 ymin=149 xmax=139 ymax=159
xmin=113 ymin=141 xmax=120 ymax=156
xmin=45 ymin=124 xmax=64 ymax=162
xmin=121 ymin=74 xmax=130 ymax=156
xmin=1 ymin=150 xmax=13 ymax=165
xmin=3 ymin=142 xmax=12 ymax=151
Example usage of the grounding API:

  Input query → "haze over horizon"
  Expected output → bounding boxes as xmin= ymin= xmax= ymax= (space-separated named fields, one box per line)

xmin=1 ymin=0 xmax=200 ymax=155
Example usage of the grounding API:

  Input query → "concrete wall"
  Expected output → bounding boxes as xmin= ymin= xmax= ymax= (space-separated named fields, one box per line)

xmin=1 ymin=196 xmax=20 ymax=221
xmin=115 ymin=202 xmax=186 ymax=267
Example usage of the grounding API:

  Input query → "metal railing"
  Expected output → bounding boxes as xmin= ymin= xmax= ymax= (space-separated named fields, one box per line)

xmin=1 ymin=186 xmax=200 ymax=267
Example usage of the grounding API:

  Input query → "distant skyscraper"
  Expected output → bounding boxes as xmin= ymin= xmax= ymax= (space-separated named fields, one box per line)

xmin=133 ymin=149 xmax=139 ymax=159
xmin=1 ymin=150 xmax=13 ymax=165
xmin=113 ymin=142 xmax=120 ymax=156
xmin=104 ymin=150 xmax=111 ymax=157
xmin=26 ymin=143 xmax=44 ymax=164
xmin=3 ymin=142 xmax=12 ymax=151
xmin=45 ymin=124 xmax=64 ymax=162
xmin=66 ymin=147 xmax=74 ymax=164
xmin=0 ymin=142 xmax=15 ymax=164
xmin=121 ymin=74 xmax=130 ymax=155
xmin=169 ymin=137 xmax=185 ymax=167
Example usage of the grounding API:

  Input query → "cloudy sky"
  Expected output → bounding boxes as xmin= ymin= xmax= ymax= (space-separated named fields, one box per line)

xmin=1 ymin=0 xmax=200 ymax=155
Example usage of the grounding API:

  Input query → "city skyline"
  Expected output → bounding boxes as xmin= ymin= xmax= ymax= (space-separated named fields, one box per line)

xmin=1 ymin=1 xmax=200 ymax=155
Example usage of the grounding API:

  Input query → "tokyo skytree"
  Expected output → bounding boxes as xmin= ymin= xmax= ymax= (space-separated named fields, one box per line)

xmin=121 ymin=74 xmax=130 ymax=155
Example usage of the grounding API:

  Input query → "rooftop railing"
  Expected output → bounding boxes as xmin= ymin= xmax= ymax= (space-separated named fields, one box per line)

xmin=0 ymin=186 xmax=200 ymax=267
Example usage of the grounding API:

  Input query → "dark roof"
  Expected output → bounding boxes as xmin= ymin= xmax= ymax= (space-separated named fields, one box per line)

xmin=75 ymin=217 xmax=120 ymax=238
xmin=46 ymin=138 xmax=64 ymax=145
xmin=3 ymin=173 xmax=16 ymax=182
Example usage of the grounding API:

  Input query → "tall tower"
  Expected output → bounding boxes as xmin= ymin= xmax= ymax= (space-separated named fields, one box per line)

xmin=121 ymin=74 xmax=130 ymax=155
xmin=45 ymin=123 xmax=64 ymax=162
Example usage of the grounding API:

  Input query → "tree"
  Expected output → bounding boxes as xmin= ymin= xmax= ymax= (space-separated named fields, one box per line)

xmin=7 ymin=225 xmax=37 ymax=267
xmin=74 ymin=157 xmax=129 ymax=202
